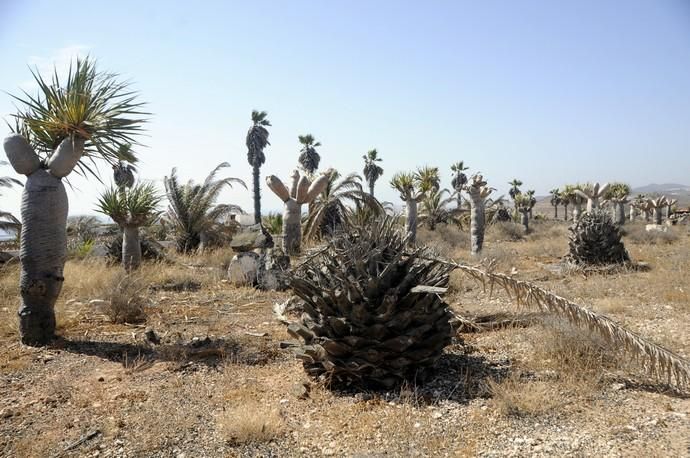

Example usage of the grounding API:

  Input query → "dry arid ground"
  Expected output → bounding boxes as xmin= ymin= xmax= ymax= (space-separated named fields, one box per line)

xmin=1 ymin=220 xmax=689 ymax=457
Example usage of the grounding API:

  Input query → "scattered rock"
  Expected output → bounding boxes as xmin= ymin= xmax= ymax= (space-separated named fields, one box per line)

xmin=227 ymin=252 xmax=260 ymax=286
xmin=89 ymin=299 xmax=107 ymax=307
xmin=292 ymin=382 xmax=311 ymax=400
xmin=145 ymin=328 xmax=160 ymax=345
xmin=230 ymin=224 xmax=274 ymax=252
xmin=645 ymin=224 xmax=667 ymax=233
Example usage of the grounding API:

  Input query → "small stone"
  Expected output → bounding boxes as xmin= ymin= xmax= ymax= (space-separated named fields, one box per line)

xmin=413 ymin=422 xmax=421 ymax=428
xmin=0 ymin=409 xmax=14 ymax=419
xmin=610 ymin=382 xmax=625 ymax=391
xmin=89 ymin=299 xmax=107 ymax=307
xmin=431 ymin=411 xmax=443 ymax=419
xmin=292 ymin=382 xmax=310 ymax=400
xmin=97 ymin=376 xmax=105 ymax=382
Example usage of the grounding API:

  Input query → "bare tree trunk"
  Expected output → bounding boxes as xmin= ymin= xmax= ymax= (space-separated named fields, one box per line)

xmin=563 ymin=203 xmax=569 ymax=221
xmin=122 ymin=225 xmax=141 ymax=271
xmin=253 ymin=163 xmax=261 ymax=224
xmin=520 ymin=210 xmax=529 ymax=233
xmin=614 ymin=202 xmax=625 ymax=225
xmin=469 ymin=191 xmax=485 ymax=255
xmin=405 ymin=199 xmax=418 ymax=245
xmin=17 ymin=169 xmax=68 ymax=345
xmin=572 ymin=203 xmax=582 ymax=222
xmin=282 ymin=199 xmax=302 ymax=255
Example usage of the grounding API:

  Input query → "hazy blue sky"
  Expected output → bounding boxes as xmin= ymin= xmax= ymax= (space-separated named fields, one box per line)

xmin=1 ymin=0 xmax=690 ymax=217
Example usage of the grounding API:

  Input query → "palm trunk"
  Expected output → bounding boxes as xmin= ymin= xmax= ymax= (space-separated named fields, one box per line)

xmin=469 ymin=190 xmax=485 ymax=255
xmin=563 ymin=203 xmax=569 ymax=221
xmin=253 ymin=163 xmax=261 ymax=224
xmin=613 ymin=202 xmax=626 ymax=225
xmin=654 ymin=208 xmax=663 ymax=225
xmin=520 ymin=210 xmax=529 ymax=233
xmin=572 ymin=203 xmax=582 ymax=222
xmin=369 ymin=181 xmax=375 ymax=197
xmin=553 ymin=204 xmax=558 ymax=219
xmin=17 ymin=169 xmax=68 ymax=345
xmin=282 ymin=199 xmax=302 ymax=255
xmin=122 ymin=225 xmax=141 ymax=271
xmin=405 ymin=199 xmax=418 ymax=245
xmin=456 ymin=190 xmax=462 ymax=209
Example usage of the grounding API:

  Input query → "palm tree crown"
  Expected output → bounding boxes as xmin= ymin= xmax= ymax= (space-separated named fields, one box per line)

xmin=96 ymin=182 xmax=162 ymax=227
xmin=390 ymin=172 xmax=418 ymax=200
xmin=508 ymin=179 xmax=523 ymax=200
xmin=450 ymin=161 xmax=469 ymax=190
xmin=415 ymin=165 xmax=441 ymax=193
xmin=164 ymin=162 xmax=246 ymax=252
xmin=303 ymin=170 xmax=382 ymax=240
xmin=246 ymin=110 xmax=271 ymax=167
xmin=362 ymin=149 xmax=384 ymax=195
xmin=298 ymin=134 xmax=321 ymax=174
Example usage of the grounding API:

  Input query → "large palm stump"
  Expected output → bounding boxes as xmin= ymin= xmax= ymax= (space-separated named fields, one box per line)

xmin=565 ymin=209 xmax=629 ymax=266
xmin=4 ymin=134 xmax=84 ymax=345
xmin=286 ymin=219 xmax=455 ymax=389
xmin=266 ymin=170 xmax=329 ymax=255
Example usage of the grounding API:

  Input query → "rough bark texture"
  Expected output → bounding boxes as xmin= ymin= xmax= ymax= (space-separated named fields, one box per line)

xmin=405 ymin=199 xmax=418 ymax=245
xmin=5 ymin=135 xmax=83 ymax=345
xmin=630 ymin=205 xmax=636 ymax=222
xmin=614 ymin=202 xmax=626 ymax=225
xmin=654 ymin=208 xmax=663 ymax=225
xmin=253 ymin=163 xmax=261 ymax=224
xmin=468 ymin=189 xmax=485 ymax=256
xmin=553 ymin=205 xmax=558 ymax=219
xmin=122 ymin=225 xmax=142 ymax=272
xmin=282 ymin=199 xmax=302 ymax=255
xmin=18 ymin=169 xmax=69 ymax=345
xmin=520 ymin=210 xmax=529 ymax=233
xmin=563 ymin=204 xmax=569 ymax=221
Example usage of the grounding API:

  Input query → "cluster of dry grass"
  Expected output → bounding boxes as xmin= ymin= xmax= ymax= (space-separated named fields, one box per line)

xmin=1 ymin=220 xmax=689 ymax=456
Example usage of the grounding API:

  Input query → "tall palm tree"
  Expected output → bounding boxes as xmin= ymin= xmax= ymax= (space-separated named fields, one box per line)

xmin=246 ymin=110 xmax=271 ymax=223
xmin=450 ymin=161 xmax=469 ymax=208
xmin=164 ymin=163 xmax=246 ymax=253
xmin=362 ymin=149 xmax=384 ymax=197
xmin=298 ymin=134 xmax=321 ymax=175
xmin=303 ymin=171 xmax=382 ymax=240
xmin=96 ymin=182 xmax=161 ymax=271
xmin=415 ymin=165 xmax=441 ymax=194
xmin=549 ymin=188 xmax=561 ymax=219
xmin=390 ymin=172 xmax=424 ymax=245
xmin=4 ymin=57 xmax=147 ymax=345
xmin=0 ymin=160 xmax=22 ymax=233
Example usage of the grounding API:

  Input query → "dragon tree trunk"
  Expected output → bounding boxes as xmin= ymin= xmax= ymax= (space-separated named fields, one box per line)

xmin=520 ymin=210 xmax=529 ymax=233
xmin=283 ymin=199 xmax=302 ymax=255
xmin=405 ymin=199 xmax=418 ymax=245
xmin=613 ymin=202 xmax=626 ymax=225
xmin=468 ymin=191 xmax=485 ymax=255
xmin=563 ymin=203 xmax=568 ymax=221
xmin=122 ymin=225 xmax=142 ymax=271
xmin=5 ymin=134 xmax=83 ymax=345
xmin=630 ymin=204 xmax=635 ymax=222
xmin=572 ymin=202 xmax=582 ymax=222
xmin=553 ymin=204 xmax=558 ymax=219
xmin=666 ymin=205 xmax=673 ymax=220
xmin=653 ymin=208 xmax=663 ymax=225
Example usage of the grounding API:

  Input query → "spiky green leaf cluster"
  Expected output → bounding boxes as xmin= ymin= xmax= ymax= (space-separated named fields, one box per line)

xmin=605 ymin=182 xmax=631 ymax=200
xmin=298 ymin=134 xmax=321 ymax=174
xmin=8 ymin=57 xmax=147 ymax=177
xmin=96 ymin=182 xmax=162 ymax=227
xmin=163 ymin=162 xmax=246 ymax=252
xmin=414 ymin=165 xmax=440 ymax=193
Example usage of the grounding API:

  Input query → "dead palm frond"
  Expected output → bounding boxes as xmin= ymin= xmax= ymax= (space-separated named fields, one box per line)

xmin=427 ymin=257 xmax=690 ymax=390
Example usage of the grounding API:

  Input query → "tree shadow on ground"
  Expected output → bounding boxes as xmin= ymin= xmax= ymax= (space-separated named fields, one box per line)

xmin=52 ymin=334 xmax=282 ymax=369
xmin=325 ymin=344 xmax=511 ymax=406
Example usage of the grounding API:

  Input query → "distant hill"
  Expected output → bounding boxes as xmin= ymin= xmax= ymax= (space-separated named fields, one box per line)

xmin=631 ymin=183 xmax=690 ymax=195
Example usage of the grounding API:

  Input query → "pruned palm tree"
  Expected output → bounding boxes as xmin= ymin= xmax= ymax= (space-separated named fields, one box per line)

xmin=0 ymin=160 xmax=22 ymax=232
xmin=362 ymin=149 xmax=384 ymax=197
xmin=96 ymin=182 xmax=161 ymax=271
xmin=246 ymin=110 xmax=271 ymax=223
xmin=303 ymin=171 xmax=382 ymax=240
xmin=164 ymin=163 xmax=246 ymax=253
xmin=415 ymin=165 xmax=441 ymax=194
xmin=298 ymin=134 xmax=321 ymax=175
xmin=418 ymin=188 xmax=463 ymax=230
xmin=450 ymin=161 xmax=469 ymax=208
xmin=391 ymin=172 xmax=423 ymax=244
xmin=549 ymin=188 xmax=561 ymax=219
xmin=3 ymin=57 xmax=147 ymax=345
